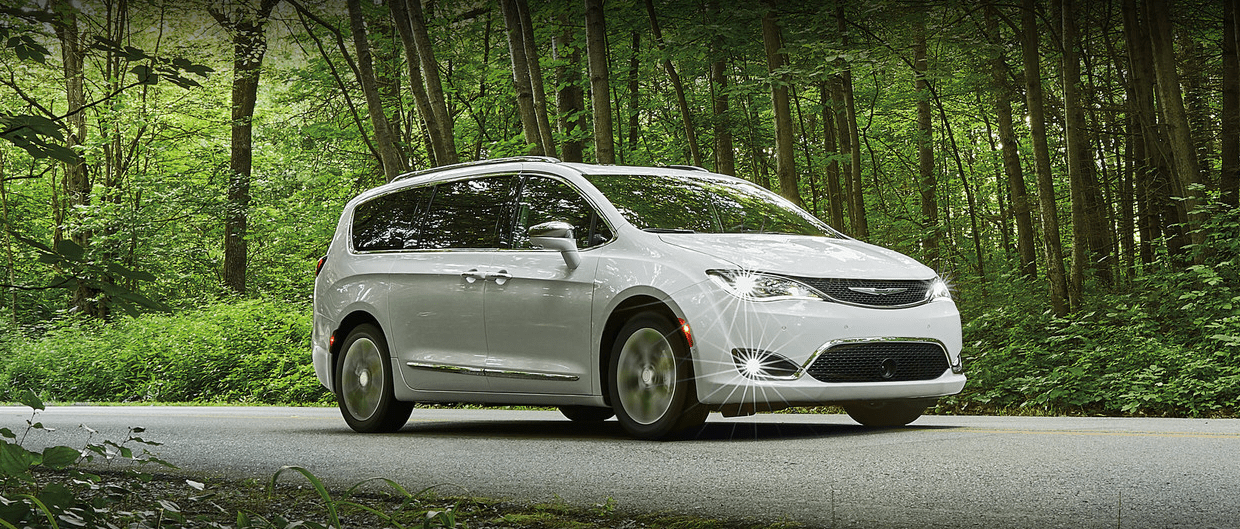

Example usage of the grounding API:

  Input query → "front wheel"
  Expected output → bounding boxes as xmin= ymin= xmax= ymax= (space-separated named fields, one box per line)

xmin=335 ymin=324 xmax=413 ymax=433
xmin=608 ymin=312 xmax=707 ymax=440
xmin=843 ymin=398 xmax=935 ymax=427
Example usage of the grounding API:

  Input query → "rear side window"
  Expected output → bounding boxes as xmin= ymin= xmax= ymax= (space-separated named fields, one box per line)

xmin=420 ymin=175 xmax=519 ymax=249
xmin=352 ymin=185 xmax=432 ymax=251
xmin=513 ymin=176 xmax=612 ymax=249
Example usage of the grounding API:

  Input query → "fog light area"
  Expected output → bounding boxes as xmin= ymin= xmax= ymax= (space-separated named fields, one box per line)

xmin=731 ymin=348 xmax=801 ymax=380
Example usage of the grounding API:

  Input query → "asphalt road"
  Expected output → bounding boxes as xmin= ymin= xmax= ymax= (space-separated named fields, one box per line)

xmin=5 ymin=406 xmax=1239 ymax=528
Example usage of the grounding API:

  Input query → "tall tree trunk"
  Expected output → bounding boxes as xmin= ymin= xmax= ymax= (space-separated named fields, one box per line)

xmin=986 ymin=5 xmax=1037 ymax=280
xmin=1223 ymin=0 xmax=1240 ymax=208
xmin=838 ymin=6 xmax=867 ymax=238
xmin=913 ymin=23 xmax=939 ymax=267
xmin=346 ymin=0 xmax=405 ymax=180
xmin=832 ymin=75 xmax=853 ymax=234
xmin=210 ymin=0 xmax=278 ymax=297
xmin=1122 ymin=0 xmax=1180 ymax=259
xmin=1021 ymin=0 xmax=1071 ymax=316
xmin=390 ymin=0 xmax=451 ymax=166
xmin=403 ymin=0 xmax=456 ymax=165
xmin=1061 ymin=0 xmax=1099 ymax=300
xmin=52 ymin=6 xmax=105 ymax=316
xmin=762 ymin=3 xmax=804 ymax=208
xmin=584 ymin=0 xmax=614 ymax=164
xmin=1146 ymin=0 xmax=1204 ymax=251
xmin=499 ymin=0 xmax=544 ymax=155
xmin=554 ymin=13 xmax=585 ymax=162
xmin=820 ymin=81 xmax=846 ymax=230
xmin=626 ymin=31 xmax=641 ymax=150
xmin=645 ymin=0 xmax=702 ymax=166
xmin=708 ymin=0 xmax=734 ymax=175
xmin=516 ymin=0 xmax=557 ymax=158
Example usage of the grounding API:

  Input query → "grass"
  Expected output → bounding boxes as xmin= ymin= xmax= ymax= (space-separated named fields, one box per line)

xmin=26 ymin=466 xmax=800 ymax=529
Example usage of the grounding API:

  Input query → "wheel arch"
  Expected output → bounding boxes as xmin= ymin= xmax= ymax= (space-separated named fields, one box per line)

xmin=597 ymin=294 xmax=682 ymax=407
xmin=330 ymin=310 xmax=385 ymax=393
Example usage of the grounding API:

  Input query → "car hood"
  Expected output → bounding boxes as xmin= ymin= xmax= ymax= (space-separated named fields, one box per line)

xmin=658 ymin=234 xmax=935 ymax=279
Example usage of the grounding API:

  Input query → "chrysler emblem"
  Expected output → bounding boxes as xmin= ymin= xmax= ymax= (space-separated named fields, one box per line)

xmin=848 ymin=286 xmax=909 ymax=296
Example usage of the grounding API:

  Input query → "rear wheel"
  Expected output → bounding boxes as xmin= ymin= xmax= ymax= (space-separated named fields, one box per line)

xmin=843 ymin=398 xmax=934 ymax=427
xmin=608 ymin=312 xmax=707 ymax=440
xmin=559 ymin=405 xmax=615 ymax=422
xmin=335 ymin=324 xmax=412 ymax=433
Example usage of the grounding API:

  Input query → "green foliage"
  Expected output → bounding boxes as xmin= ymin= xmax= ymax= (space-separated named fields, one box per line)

xmin=0 ymin=300 xmax=330 ymax=405
xmin=943 ymin=206 xmax=1240 ymax=417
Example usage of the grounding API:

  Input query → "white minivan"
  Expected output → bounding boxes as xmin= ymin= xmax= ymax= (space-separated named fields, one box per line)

xmin=312 ymin=157 xmax=964 ymax=439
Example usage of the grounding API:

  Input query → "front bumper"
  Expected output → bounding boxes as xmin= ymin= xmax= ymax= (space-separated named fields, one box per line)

xmin=675 ymin=282 xmax=966 ymax=407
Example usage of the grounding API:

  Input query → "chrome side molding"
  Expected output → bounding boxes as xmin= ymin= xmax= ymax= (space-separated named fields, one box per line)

xmin=406 ymin=362 xmax=580 ymax=382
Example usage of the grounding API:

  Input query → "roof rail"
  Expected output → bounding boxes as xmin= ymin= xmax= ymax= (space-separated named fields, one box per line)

xmin=665 ymin=164 xmax=710 ymax=172
xmin=394 ymin=156 xmax=561 ymax=181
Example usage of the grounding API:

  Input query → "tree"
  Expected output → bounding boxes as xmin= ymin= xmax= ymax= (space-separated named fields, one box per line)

xmin=761 ymin=3 xmax=804 ymax=208
xmin=584 ymin=0 xmax=614 ymax=164
xmin=389 ymin=0 xmax=458 ymax=166
xmin=913 ymin=21 xmax=938 ymax=267
xmin=645 ymin=0 xmax=702 ymax=166
xmin=553 ymin=12 xmax=586 ymax=163
xmin=346 ymin=0 xmax=405 ymax=181
xmin=499 ymin=0 xmax=544 ymax=155
xmin=1021 ymin=0 xmax=1070 ymax=316
xmin=708 ymin=0 xmax=735 ymax=175
xmin=837 ymin=6 xmax=867 ymax=238
xmin=210 ymin=0 xmax=279 ymax=297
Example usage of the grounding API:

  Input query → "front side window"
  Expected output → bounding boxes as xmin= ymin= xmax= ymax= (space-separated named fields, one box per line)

xmin=585 ymin=173 xmax=841 ymax=237
xmin=512 ymin=176 xmax=613 ymax=249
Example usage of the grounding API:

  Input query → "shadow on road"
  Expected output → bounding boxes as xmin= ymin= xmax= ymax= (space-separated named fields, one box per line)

xmin=379 ymin=417 xmax=959 ymax=442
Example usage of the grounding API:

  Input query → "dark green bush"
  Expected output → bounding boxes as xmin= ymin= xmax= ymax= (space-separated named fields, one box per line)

xmin=0 ymin=300 xmax=331 ymax=404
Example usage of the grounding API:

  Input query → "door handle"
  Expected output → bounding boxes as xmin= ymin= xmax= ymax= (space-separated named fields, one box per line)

xmin=486 ymin=270 xmax=512 ymax=285
xmin=460 ymin=269 xmax=487 ymax=283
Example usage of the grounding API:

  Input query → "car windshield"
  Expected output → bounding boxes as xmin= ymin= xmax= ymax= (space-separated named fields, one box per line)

xmin=585 ymin=173 xmax=842 ymax=237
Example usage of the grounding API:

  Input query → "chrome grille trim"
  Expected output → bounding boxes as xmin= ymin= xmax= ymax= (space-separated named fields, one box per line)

xmin=780 ymin=276 xmax=934 ymax=308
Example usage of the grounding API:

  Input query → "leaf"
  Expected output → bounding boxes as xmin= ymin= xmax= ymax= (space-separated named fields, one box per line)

xmin=16 ymin=388 xmax=44 ymax=411
xmin=0 ymin=442 xmax=36 ymax=478
xmin=53 ymin=239 xmax=85 ymax=261
xmin=186 ymin=479 xmax=205 ymax=491
xmin=36 ymin=483 xmax=74 ymax=512
xmin=132 ymin=64 xmax=157 ymax=85
xmin=41 ymin=446 xmax=80 ymax=469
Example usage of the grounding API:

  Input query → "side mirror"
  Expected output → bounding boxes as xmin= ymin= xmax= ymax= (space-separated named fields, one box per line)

xmin=529 ymin=221 xmax=581 ymax=270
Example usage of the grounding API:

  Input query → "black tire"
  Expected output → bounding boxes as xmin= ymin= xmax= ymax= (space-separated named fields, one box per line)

xmin=559 ymin=405 xmax=615 ymax=422
xmin=607 ymin=312 xmax=707 ymax=440
xmin=843 ymin=398 xmax=934 ymax=427
xmin=335 ymin=324 xmax=413 ymax=433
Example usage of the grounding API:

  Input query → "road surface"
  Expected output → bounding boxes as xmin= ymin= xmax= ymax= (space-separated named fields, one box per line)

xmin=5 ymin=406 xmax=1238 ymax=528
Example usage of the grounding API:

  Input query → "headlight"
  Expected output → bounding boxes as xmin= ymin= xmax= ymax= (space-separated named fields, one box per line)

xmin=707 ymin=270 xmax=825 ymax=301
xmin=929 ymin=277 xmax=952 ymax=300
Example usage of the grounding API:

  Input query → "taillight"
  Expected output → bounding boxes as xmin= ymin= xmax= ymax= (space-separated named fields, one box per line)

xmin=315 ymin=255 xmax=327 ymax=276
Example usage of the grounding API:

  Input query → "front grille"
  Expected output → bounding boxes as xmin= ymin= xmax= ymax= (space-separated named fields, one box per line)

xmin=806 ymin=341 xmax=949 ymax=383
xmin=793 ymin=278 xmax=932 ymax=307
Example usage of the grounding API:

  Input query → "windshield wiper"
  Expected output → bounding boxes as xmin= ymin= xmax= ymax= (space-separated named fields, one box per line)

xmin=642 ymin=228 xmax=696 ymax=234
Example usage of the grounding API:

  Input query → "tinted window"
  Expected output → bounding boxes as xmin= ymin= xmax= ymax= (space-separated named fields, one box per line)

xmin=420 ymin=175 xmax=519 ymax=249
xmin=513 ymin=176 xmax=612 ymax=249
xmin=352 ymin=185 xmax=432 ymax=251
xmin=585 ymin=174 xmax=840 ymax=237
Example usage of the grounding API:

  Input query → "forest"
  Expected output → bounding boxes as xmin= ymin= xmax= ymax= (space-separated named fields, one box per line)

xmin=0 ymin=0 xmax=1237 ymax=416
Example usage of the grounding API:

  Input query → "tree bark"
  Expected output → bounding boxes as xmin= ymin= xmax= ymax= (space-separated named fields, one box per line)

xmin=838 ymin=7 xmax=867 ymax=238
xmin=985 ymin=5 xmax=1037 ymax=280
xmin=913 ymin=22 xmax=939 ymax=267
xmin=1061 ymin=0 xmax=1104 ymax=299
xmin=1146 ymin=0 xmax=1204 ymax=251
xmin=554 ymin=13 xmax=585 ymax=162
xmin=52 ymin=5 xmax=104 ymax=316
xmin=708 ymin=0 xmax=734 ymax=175
xmin=516 ymin=0 xmax=557 ymax=158
xmin=1223 ymin=0 xmax=1240 ymax=208
xmin=762 ymin=3 xmax=804 ymax=208
xmin=645 ymin=0 xmax=702 ymax=166
xmin=346 ymin=0 xmax=405 ymax=181
xmin=499 ymin=0 xmax=544 ymax=155
xmin=584 ymin=0 xmax=614 ymax=164
xmin=626 ymin=31 xmax=641 ymax=150
xmin=1021 ymin=0 xmax=1070 ymax=316
xmin=390 ymin=0 xmax=455 ymax=166
xmin=831 ymin=76 xmax=853 ymax=234
xmin=820 ymin=81 xmax=846 ymax=230
xmin=210 ymin=0 xmax=279 ymax=297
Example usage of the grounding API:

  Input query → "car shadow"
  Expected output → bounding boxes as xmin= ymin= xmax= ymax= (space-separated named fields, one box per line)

xmin=374 ymin=418 xmax=960 ymax=442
